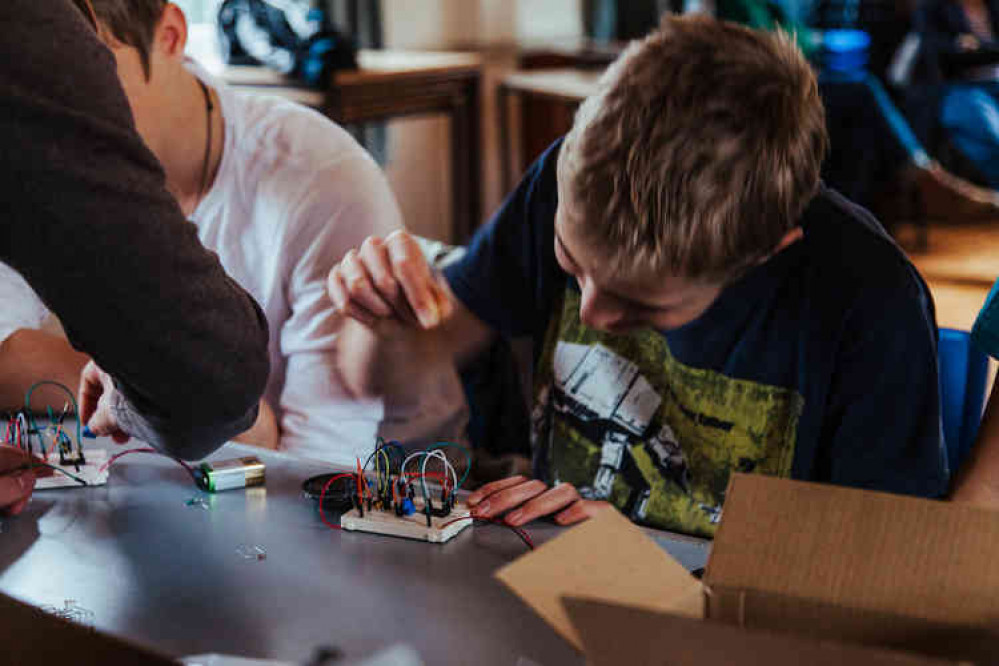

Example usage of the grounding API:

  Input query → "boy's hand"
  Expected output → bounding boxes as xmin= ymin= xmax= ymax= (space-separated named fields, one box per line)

xmin=466 ymin=475 xmax=610 ymax=527
xmin=327 ymin=231 xmax=453 ymax=331
xmin=78 ymin=360 xmax=130 ymax=444
xmin=0 ymin=446 xmax=52 ymax=516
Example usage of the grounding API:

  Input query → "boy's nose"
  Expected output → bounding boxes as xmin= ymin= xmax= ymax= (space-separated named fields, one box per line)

xmin=578 ymin=284 xmax=625 ymax=332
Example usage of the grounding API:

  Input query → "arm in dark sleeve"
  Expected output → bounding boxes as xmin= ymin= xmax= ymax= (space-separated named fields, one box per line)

xmin=444 ymin=139 xmax=565 ymax=341
xmin=0 ymin=0 xmax=269 ymax=459
xmin=819 ymin=276 xmax=949 ymax=498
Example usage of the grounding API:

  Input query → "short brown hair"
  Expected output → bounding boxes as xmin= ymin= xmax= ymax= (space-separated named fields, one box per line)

xmin=90 ymin=0 xmax=168 ymax=78
xmin=557 ymin=15 xmax=828 ymax=283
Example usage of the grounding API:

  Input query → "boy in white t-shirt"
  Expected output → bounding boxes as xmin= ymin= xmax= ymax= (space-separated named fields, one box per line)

xmin=0 ymin=1 xmax=462 ymax=464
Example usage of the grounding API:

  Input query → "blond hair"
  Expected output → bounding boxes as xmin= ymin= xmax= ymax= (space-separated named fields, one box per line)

xmin=557 ymin=15 xmax=827 ymax=283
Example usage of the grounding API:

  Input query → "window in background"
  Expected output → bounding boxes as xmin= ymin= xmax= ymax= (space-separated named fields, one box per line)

xmin=583 ymin=0 xmax=675 ymax=42
xmin=176 ymin=0 xmax=389 ymax=163
xmin=174 ymin=0 xmax=382 ymax=42
xmin=328 ymin=0 xmax=382 ymax=49
xmin=328 ymin=0 xmax=387 ymax=165
xmin=174 ymin=0 xmax=218 ymax=24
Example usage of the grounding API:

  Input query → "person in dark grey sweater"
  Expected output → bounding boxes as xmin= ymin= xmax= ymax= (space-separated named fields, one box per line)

xmin=0 ymin=0 xmax=270 ymax=513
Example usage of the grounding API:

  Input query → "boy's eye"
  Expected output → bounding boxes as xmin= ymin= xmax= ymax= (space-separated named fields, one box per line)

xmin=633 ymin=302 xmax=667 ymax=315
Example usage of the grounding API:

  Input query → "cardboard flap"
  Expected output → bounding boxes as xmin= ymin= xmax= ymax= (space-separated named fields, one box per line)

xmin=562 ymin=597 xmax=963 ymax=666
xmin=495 ymin=508 xmax=703 ymax=651
xmin=0 ymin=591 xmax=177 ymax=664
xmin=706 ymin=586 xmax=999 ymax=663
xmin=707 ymin=474 xmax=999 ymax=628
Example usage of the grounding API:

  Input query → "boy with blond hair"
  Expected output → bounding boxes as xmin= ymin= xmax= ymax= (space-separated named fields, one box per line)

xmin=328 ymin=16 xmax=947 ymax=536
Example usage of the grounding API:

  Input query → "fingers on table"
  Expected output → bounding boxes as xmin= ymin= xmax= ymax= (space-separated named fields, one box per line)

xmin=467 ymin=475 xmax=528 ymax=506
xmin=503 ymin=483 xmax=582 ymax=527
xmin=470 ymin=478 xmax=582 ymax=527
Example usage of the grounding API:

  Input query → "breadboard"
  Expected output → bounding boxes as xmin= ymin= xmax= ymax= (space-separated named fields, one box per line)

xmin=34 ymin=448 xmax=109 ymax=489
xmin=340 ymin=500 xmax=472 ymax=543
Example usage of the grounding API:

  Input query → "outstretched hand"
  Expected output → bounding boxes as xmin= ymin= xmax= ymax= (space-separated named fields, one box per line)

xmin=327 ymin=230 xmax=453 ymax=332
xmin=466 ymin=475 xmax=610 ymax=527
xmin=78 ymin=360 xmax=130 ymax=444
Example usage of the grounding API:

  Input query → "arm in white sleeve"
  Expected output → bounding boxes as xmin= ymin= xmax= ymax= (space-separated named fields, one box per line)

xmin=275 ymin=154 xmax=466 ymax=464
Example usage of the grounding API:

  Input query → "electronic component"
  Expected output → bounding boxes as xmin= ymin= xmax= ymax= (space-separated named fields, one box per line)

xmin=5 ymin=381 xmax=104 ymax=489
xmin=40 ymin=600 xmax=95 ymax=627
xmin=308 ymin=438 xmax=477 ymax=544
xmin=302 ymin=473 xmax=357 ymax=511
xmin=235 ymin=544 xmax=267 ymax=561
xmin=340 ymin=497 xmax=472 ymax=543
xmin=197 ymin=456 xmax=265 ymax=492
xmin=34 ymin=448 xmax=109 ymax=489
xmin=7 ymin=380 xmax=198 ymax=490
xmin=308 ymin=439 xmax=534 ymax=549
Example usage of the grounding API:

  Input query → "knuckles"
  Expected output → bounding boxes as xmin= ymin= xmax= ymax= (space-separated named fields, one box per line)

xmin=344 ymin=273 xmax=369 ymax=296
xmin=373 ymin=275 xmax=399 ymax=297
xmin=522 ymin=480 xmax=549 ymax=496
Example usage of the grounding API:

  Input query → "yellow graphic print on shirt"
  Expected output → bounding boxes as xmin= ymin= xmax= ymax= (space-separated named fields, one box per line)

xmin=531 ymin=289 xmax=804 ymax=538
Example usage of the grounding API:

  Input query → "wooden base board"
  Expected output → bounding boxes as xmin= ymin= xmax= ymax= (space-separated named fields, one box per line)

xmin=340 ymin=500 xmax=472 ymax=543
xmin=35 ymin=448 xmax=108 ymax=489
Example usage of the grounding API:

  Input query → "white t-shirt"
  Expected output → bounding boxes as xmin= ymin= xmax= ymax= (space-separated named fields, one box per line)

xmin=0 ymin=264 xmax=49 ymax=344
xmin=0 ymin=63 xmax=406 ymax=466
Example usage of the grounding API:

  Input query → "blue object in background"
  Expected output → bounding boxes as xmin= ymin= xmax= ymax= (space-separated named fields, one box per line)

xmin=301 ymin=37 xmax=336 ymax=87
xmin=217 ymin=0 xmax=357 ymax=89
xmin=940 ymin=84 xmax=999 ymax=190
xmin=938 ymin=328 xmax=990 ymax=474
xmin=820 ymin=29 xmax=870 ymax=77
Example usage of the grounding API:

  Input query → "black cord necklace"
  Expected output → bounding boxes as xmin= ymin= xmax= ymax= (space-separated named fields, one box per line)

xmin=196 ymin=78 xmax=215 ymax=207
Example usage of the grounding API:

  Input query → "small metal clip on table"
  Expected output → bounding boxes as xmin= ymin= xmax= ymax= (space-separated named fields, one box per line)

xmin=203 ymin=50 xmax=484 ymax=244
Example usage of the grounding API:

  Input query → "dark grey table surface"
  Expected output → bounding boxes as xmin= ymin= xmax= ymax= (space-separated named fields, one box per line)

xmin=0 ymin=438 xmax=709 ymax=665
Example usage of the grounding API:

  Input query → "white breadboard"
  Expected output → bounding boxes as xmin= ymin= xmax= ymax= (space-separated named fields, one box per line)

xmin=34 ymin=448 xmax=109 ymax=489
xmin=340 ymin=500 xmax=473 ymax=543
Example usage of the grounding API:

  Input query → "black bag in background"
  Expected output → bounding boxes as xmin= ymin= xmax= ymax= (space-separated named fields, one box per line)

xmin=217 ymin=0 xmax=357 ymax=88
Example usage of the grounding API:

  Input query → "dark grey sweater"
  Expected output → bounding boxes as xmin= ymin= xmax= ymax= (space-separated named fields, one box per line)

xmin=0 ymin=0 xmax=270 ymax=460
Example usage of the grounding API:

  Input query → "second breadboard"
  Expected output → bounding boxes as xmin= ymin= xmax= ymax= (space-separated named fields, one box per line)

xmin=340 ymin=499 xmax=472 ymax=543
xmin=34 ymin=448 xmax=109 ymax=489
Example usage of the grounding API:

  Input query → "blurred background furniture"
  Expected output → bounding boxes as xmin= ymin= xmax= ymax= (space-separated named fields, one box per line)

xmin=203 ymin=50 xmax=484 ymax=243
xmin=497 ymin=68 xmax=600 ymax=192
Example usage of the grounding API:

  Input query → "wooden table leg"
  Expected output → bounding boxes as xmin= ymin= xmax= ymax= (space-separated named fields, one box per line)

xmin=498 ymin=83 xmax=512 ymax=196
xmin=450 ymin=76 xmax=482 ymax=243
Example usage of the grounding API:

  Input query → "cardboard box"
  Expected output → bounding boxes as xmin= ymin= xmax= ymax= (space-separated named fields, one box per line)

xmin=562 ymin=598 xmax=960 ymax=666
xmin=0 ymin=590 xmax=176 ymax=665
xmin=497 ymin=473 xmax=999 ymax=665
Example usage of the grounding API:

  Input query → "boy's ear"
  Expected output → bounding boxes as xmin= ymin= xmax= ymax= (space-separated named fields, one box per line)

xmin=154 ymin=3 xmax=189 ymax=60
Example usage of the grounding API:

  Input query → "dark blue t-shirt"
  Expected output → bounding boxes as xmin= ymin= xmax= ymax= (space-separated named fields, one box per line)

xmin=445 ymin=140 xmax=948 ymax=537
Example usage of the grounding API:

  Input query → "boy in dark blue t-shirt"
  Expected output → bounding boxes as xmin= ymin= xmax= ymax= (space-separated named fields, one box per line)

xmin=327 ymin=16 xmax=948 ymax=537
